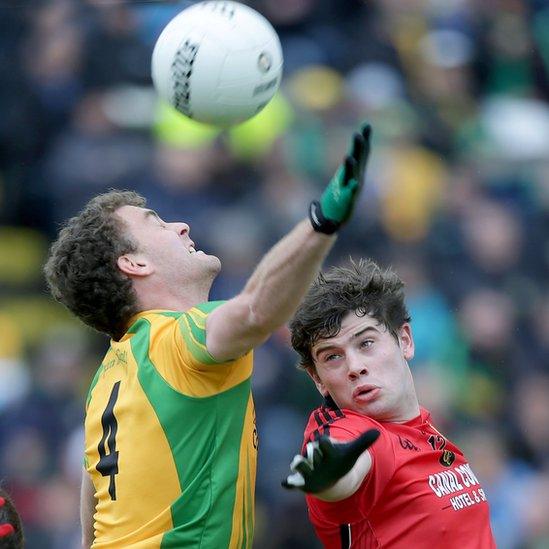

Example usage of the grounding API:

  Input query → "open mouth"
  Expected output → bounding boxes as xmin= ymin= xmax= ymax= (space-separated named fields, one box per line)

xmin=188 ymin=244 xmax=204 ymax=255
xmin=353 ymin=386 xmax=380 ymax=400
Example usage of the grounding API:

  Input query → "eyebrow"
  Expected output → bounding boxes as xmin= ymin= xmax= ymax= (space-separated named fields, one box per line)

xmin=313 ymin=326 xmax=379 ymax=356
xmin=352 ymin=326 xmax=379 ymax=339
xmin=144 ymin=209 xmax=162 ymax=221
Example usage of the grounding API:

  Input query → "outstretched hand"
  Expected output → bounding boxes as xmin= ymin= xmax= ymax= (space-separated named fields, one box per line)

xmin=282 ymin=429 xmax=380 ymax=494
xmin=309 ymin=123 xmax=372 ymax=234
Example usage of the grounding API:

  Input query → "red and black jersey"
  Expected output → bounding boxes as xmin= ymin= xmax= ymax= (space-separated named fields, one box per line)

xmin=302 ymin=399 xmax=496 ymax=549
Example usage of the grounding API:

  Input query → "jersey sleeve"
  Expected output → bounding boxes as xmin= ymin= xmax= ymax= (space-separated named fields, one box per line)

xmin=146 ymin=304 xmax=254 ymax=398
xmin=177 ymin=301 xmax=229 ymax=367
xmin=306 ymin=415 xmax=397 ymax=525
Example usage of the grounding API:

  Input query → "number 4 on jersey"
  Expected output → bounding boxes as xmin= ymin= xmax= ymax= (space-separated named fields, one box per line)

xmin=96 ymin=381 xmax=121 ymax=501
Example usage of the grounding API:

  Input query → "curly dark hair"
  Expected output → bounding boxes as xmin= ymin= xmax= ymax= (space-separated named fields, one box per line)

xmin=44 ymin=190 xmax=146 ymax=340
xmin=0 ymin=488 xmax=23 ymax=549
xmin=290 ymin=258 xmax=411 ymax=370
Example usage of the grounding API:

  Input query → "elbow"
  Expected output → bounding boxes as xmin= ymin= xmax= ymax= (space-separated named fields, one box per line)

xmin=316 ymin=480 xmax=361 ymax=502
xmin=245 ymin=306 xmax=275 ymax=339
xmin=244 ymin=291 xmax=295 ymax=336
xmin=234 ymin=291 xmax=291 ymax=341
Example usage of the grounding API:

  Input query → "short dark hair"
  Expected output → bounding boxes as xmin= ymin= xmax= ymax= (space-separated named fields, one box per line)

xmin=290 ymin=258 xmax=411 ymax=370
xmin=0 ymin=488 xmax=23 ymax=548
xmin=44 ymin=190 xmax=146 ymax=340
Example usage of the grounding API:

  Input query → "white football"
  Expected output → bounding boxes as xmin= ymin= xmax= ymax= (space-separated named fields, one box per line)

xmin=151 ymin=1 xmax=283 ymax=127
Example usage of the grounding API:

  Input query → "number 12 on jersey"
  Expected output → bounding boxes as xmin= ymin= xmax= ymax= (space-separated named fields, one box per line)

xmin=96 ymin=381 xmax=121 ymax=501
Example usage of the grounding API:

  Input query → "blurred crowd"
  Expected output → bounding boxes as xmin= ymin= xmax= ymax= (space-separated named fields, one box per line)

xmin=0 ymin=0 xmax=548 ymax=547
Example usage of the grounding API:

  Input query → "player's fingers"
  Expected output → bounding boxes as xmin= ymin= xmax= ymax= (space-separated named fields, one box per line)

xmin=282 ymin=471 xmax=305 ymax=489
xmin=305 ymin=440 xmax=324 ymax=469
xmin=351 ymin=133 xmax=365 ymax=162
xmin=317 ymin=435 xmax=335 ymax=455
xmin=291 ymin=446 xmax=318 ymax=476
xmin=343 ymin=156 xmax=358 ymax=186
xmin=361 ymin=123 xmax=372 ymax=142
xmin=306 ymin=440 xmax=320 ymax=461
xmin=312 ymin=451 xmax=323 ymax=470
xmin=348 ymin=429 xmax=380 ymax=457
xmin=359 ymin=133 xmax=371 ymax=173
xmin=290 ymin=453 xmax=306 ymax=472
xmin=293 ymin=457 xmax=314 ymax=478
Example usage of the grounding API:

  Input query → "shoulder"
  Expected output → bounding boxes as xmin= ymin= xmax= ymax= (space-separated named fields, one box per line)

xmin=303 ymin=403 xmax=386 ymax=445
xmin=127 ymin=310 xmax=184 ymax=335
xmin=129 ymin=303 xmax=230 ymax=365
xmin=128 ymin=302 xmax=228 ymax=332
xmin=127 ymin=304 xmax=253 ymax=393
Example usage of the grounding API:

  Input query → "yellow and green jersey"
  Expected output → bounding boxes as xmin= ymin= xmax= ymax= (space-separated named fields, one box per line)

xmin=84 ymin=302 xmax=257 ymax=548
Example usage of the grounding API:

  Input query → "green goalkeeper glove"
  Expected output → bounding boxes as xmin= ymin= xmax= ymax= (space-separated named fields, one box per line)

xmin=309 ymin=123 xmax=372 ymax=234
xmin=281 ymin=429 xmax=380 ymax=494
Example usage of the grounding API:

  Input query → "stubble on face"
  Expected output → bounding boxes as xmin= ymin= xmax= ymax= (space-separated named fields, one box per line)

xmin=116 ymin=205 xmax=222 ymax=297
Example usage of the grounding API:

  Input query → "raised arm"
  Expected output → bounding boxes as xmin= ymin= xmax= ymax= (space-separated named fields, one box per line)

xmin=206 ymin=124 xmax=372 ymax=361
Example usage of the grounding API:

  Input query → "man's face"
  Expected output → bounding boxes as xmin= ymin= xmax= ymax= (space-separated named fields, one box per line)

xmin=309 ymin=311 xmax=419 ymax=422
xmin=115 ymin=205 xmax=221 ymax=287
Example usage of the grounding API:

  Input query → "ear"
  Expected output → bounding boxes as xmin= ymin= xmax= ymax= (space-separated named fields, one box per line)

xmin=117 ymin=254 xmax=154 ymax=277
xmin=398 ymin=323 xmax=415 ymax=361
xmin=306 ymin=367 xmax=329 ymax=397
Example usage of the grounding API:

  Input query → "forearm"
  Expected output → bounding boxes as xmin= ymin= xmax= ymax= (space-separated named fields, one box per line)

xmin=242 ymin=219 xmax=335 ymax=333
xmin=206 ymin=124 xmax=371 ymax=361
xmin=80 ymin=469 xmax=96 ymax=548
xmin=243 ymin=125 xmax=370 ymax=330
xmin=205 ymin=220 xmax=334 ymax=360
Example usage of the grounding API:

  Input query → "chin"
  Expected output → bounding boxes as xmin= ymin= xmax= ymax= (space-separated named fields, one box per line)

xmin=353 ymin=401 xmax=387 ymax=420
xmin=208 ymin=255 xmax=222 ymax=272
xmin=200 ymin=255 xmax=221 ymax=279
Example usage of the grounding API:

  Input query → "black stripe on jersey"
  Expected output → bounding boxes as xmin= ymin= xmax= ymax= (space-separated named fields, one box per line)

xmin=309 ymin=427 xmax=328 ymax=443
xmin=339 ymin=523 xmax=351 ymax=548
xmin=322 ymin=395 xmax=345 ymax=419
xmin=321 ymin=398 xmax=345 ymax=423
xmin=314 ymin=409 xmax=324 ymax=428
xmin=307 ymin=397 xmax=347 ymax=445
xmin=313 ymin=410 xmax=330 ymax=439
xmin=321 ymin=407 xmax=334 ymax=424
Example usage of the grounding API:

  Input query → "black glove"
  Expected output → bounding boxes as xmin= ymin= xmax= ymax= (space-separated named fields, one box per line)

xmin=309 ymin=123 xmax=372 ymax=234
xmin=282 ymin=429 xmax=380 ymax=494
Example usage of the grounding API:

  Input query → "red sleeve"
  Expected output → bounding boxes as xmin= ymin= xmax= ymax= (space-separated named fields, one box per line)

xmin=306 ymin=413 xmax=396 ymax=525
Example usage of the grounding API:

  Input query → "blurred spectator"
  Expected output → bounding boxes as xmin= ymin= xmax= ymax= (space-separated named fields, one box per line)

xmin=511 ymin=373 xmax=549 ymax=469
xmin=82 ymin=3 xmax=152 ymax=88
xmin=457 ymin=424 xmax=537 ymax=549
xmin=521 ymin=470 xmax=549 ymax=548
xmin=43 ymin=90 xmax=152 ymax=228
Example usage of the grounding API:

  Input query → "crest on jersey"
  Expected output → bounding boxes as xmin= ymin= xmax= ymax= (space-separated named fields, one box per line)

xmin=439 ymin=450 xmax=456 ymax=467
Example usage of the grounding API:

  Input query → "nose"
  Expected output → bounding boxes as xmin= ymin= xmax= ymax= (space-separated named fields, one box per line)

xmin=347 ymin=357 xmax=368 ymax=380
xmin=172 ymin=222 xmax=190 ymax=237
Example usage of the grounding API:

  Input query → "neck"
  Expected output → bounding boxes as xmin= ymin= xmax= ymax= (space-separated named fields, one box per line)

xmin=133 ymin=279 xmax=211 ymax=313
xmin=391 ymin=382 xmax=421 ymax=422
xmin=371 ymin=390 xmax=421 ymax=423
xmin=392 ymin=400 xmax=421 ymax=423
